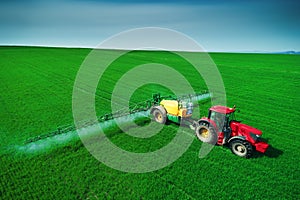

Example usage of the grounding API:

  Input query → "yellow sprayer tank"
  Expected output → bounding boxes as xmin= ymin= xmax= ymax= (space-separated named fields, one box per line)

xmin=160 ymin=100 xmax=179 ymax=116
xmin=160 ymin=100 xmax=192 ymax=118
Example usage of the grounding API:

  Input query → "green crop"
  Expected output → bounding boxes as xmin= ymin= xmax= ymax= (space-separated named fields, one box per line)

xmin=0 ymin=46 xmax=299 ymax=199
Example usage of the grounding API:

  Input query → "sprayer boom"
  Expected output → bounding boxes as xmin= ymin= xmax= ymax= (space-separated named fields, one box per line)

xmin=25 ymin=92 xmax=211 ymax=144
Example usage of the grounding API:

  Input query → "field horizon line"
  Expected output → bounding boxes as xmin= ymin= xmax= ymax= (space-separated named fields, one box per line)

xmin=1 ymin=45 xmax=299 ymax=55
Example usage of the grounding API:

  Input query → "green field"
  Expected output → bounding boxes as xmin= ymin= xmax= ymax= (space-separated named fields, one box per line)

xmin=1 ymin=46 xmax=299 ymax=199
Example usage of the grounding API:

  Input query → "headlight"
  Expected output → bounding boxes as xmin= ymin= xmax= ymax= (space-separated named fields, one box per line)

xmin=250 ymin=132 xmax=258 ymax=141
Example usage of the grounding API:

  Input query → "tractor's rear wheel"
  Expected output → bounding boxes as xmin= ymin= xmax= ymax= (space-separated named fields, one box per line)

xmin=152 ymin=106 xmax=167 ymax=124
xmin=229 ymin=140 xmax=253 ymax=158
xmin=195 ymin=125 xmax=217 ymax=144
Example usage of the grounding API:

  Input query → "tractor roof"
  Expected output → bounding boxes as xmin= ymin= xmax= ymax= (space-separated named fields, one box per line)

xmin=210 ymin=105 xmax=235 ymax=114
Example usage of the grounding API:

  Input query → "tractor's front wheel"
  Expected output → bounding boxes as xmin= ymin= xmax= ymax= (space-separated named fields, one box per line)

xmin=151 ymin=106 xmax=167 ymax=124
xmin=229 ymin=140 xmax=253 ymax=158
xmin=195 ymin=125 xmax=217 ymax=144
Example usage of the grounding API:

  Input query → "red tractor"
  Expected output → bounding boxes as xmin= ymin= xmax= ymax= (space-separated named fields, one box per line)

xmin=150 ymin=94 xmax=269 ymax=158
xmin=195 ymin=105 xmax=269 ymax=158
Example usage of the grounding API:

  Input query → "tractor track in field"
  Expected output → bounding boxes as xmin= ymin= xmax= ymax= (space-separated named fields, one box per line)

xmin=25 ymin=60 xmax=182 ymax=108
xmin=24 ymin=61 xmax=120 ymax=114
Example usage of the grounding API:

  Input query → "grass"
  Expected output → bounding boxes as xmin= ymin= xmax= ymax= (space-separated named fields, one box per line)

xmin=0 ymin=46 xmax=299 ymax=199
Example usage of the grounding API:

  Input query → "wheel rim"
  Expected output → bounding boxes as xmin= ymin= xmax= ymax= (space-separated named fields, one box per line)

xmin=232 ymin=143 xmax=247 ymax=157
xmin=200 ymin=128 xmax=209 ymax=138
xmin=155 ymin=112 xmax=163 ymax=123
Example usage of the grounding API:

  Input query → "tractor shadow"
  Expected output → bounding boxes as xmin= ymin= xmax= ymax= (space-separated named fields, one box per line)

xmin=252 ymin=138 xmax=283 ymax=158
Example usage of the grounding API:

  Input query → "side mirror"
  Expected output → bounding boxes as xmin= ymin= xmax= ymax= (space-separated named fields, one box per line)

xmin=233 ymin=105 xmax=240 ymax=113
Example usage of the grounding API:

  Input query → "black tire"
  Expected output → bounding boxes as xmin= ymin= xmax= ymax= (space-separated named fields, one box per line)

xmin=151 ymin=106 xmax=167 ymax=124
xmin=229 ymin=140 xmax=253 ymax=158
xmin=195 ymin=125 xmax=218 ymax=144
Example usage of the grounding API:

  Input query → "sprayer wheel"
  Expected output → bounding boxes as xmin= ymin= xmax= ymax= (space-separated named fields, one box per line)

xmin=151 ymin=106 xmax=167 ymax=124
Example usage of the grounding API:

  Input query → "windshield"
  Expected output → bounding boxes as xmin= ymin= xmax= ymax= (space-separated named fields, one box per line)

xmin=209 ymin=111 xmax=236 ymax=132
xmin=210 ymin=111 xmax=226 ymax=132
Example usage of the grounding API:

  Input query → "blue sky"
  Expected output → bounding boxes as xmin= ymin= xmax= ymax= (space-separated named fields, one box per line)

xmin=0 ymin=0 xmax=299 ymax=51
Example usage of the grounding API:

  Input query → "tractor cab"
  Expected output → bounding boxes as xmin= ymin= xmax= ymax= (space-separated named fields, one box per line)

xmin=208 ymin=105 xmax=236 ymax=133
xmin=196 ymin=105 xmax=236 ymax=145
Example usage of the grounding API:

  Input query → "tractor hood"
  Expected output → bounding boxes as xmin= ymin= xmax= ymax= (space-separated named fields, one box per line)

xmin=231 ymin=121 xmax=262 ymax=136
xmin=239 ymin=123 xmax=262 ymax=135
